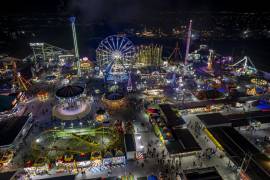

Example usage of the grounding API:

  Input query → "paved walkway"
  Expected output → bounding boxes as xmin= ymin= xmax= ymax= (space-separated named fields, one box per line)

xmin=7 ymin=92 xmax=258 ymax=179
xmin=182 ymin=114 xmax=238 ymax=180
xmin=238 ymin=126 xmax=270 ymax=155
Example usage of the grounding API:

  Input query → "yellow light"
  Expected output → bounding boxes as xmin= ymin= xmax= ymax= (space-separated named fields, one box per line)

xmin=204 ymin=128 xmax=224 ymax=151
xmin=96 ymin=115 xmax=105 ymax=122
xmin=251 ymin=78 xmax=267 ymax=86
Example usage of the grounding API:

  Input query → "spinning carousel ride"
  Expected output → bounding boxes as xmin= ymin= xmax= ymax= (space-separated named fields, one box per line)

xmin=52 ymin=85 xmax=91 ymax=121
xmin=102 ymin=92 xmax=127 ymax=111
xmin=101 ymin=84 xmax=127 ymax=111
xmin=95 ymin=108 xmax=109 ymax=123
xmin=80 ymin=57 xmax=94 ymax=71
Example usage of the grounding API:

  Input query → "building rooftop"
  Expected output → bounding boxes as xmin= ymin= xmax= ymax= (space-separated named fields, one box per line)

xmin=44 ymin=175 xmax=76 ymax=180
xmin=176 ymin=99 xmax=231 ymax=110
xmin=88 ymin=177 xmax=120 ymax=180
xmin=165 ymin=140 xmax=182 ymax=155
xmin=0 ymin=171 xmax=16 ymax=180
xmin=225 ymin=110 xmax=270 ymax=124
xmin=0 ymin=94 xmax=17 ymax=112
xmin=173 ymin=128 xmax=201 ymax=153
xmin=159 ymin=104 xmax=185 ymax=127
xmin=165 ymin=128 xmax=201 ymax=155
xmin=124 ymin=134 xmax=136 ymax=152
xmin=208 ymin=126 xmax=270 ymax=179
xmin=197 ymin=113 xmax=230 ymax=128
xmin=0 ymin=115 xmax=29 ymax=146
xmin=183 ymin=167 xmax=222 ymax=180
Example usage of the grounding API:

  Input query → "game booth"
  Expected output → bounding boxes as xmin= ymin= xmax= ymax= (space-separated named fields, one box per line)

xmin=54 ymin=151 xmax=125 ymax=173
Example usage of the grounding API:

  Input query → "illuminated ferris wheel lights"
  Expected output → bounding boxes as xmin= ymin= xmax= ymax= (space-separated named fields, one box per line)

xmin=96 ymin=35 xmax=136 ymax=67
xmin=96 ymin=35 xmax=136 ymax=82
xmin=112 ymin=51 xmax=122 ymax=60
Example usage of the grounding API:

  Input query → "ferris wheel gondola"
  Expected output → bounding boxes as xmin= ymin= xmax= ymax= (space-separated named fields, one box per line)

xmin=96 ymin=35 xmax=136 ymax=82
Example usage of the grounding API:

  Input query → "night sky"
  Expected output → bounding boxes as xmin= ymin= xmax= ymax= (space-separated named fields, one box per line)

xmin=0 ymin=0 xmax=268 ymax=17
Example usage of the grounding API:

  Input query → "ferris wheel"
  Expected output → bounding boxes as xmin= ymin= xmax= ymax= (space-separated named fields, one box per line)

xmin=96 ymin=35 xmax=136 ymax=73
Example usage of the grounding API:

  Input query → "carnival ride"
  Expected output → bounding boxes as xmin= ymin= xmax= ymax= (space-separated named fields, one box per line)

xmin=168 ymin=42 xmax=182 ymax=65
xmin=96 ymin=35 xmax=136 ymax=82
xmin=188 ymin=45 xmax=208 ymax=62
xmin=207 ymin=50 xmax=214 ymax=72
xmin=37 ymin=90 xmax=49 ymax=102
xmin=31 ymin=127 xmax=124 ymax=161
xmin=246 ymin=87 xmax=265 ymax=96
xmin=100 ymin=82 xmax=129 ymax=112
xmin=250 ymin=78 xmax=268 ymax=87
xmin=184 ymin=20 xmax=193 ymax=66
xmin=127 ymin=72 xmax=133 ymax=92
xmin=95 ymin=109 xmax=109 ymax=123
xmin=0 ymin=150 xmax=14 ymax=166
xmin=0 ymin=57 xmax=31 ymax=92
xmin=79 ymin=57 xmax=94 ymax=71
xmin=231 ymin=56 xmax=257 ymax=76
xmin=195 ymin=89 xmax=224 ymax=100
xmin=69 ymin=17 xmax=81 ymax=77
xmin=13 ymin=64 xmax=30 ymax=92
xmin=52 ymin=85 xmax=91 ymax=121
xmin=44 ymin=74 xmax=58 ymax=83
xmin=102 ymin=92 xmax=127 ymax=112
xmin=135 ymin=44 xmax=162 ymax=67
xmin=245 ymin=78 xmax=268 ymax=96
xmin=29 ymin=43 xmax=72 ymax=67
xmin=15 ymin=72 xmax=31 ymax=91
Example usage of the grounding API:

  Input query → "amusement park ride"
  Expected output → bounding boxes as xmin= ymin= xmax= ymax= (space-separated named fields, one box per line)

xmin=207 ymin=49 xmax=214 ymax=72
xmin=184 ymin=20 xmax=193 ymax=66
xmin=11 ymin=60 xmax=31 ymax=92
xmin=0 ymin=57 xmax=31 ymax=92
xmin=96 ymin=35 xmax=136 ymax=83
xmin=2 ymin=15 xmax=270 ymax=180
xmin=28 ymin=17 xmax=80 ymax=77
xmin=14 ymin=72 xmax=31 ymax=92
xmin=167 ymin=20 xmax=194 ymax=78
xmin=69 ymin=16 xmax=81 ymax=77
xmin=127 ymin=72 xmax=133 ymax=92
xmin=29 ymin=43 xmax=72 ymax=67
xmin=231 ymin=56 xmax=257 ymax=75
xmin=168 ymin=42 xmax=182 ymax=65
xmin=135 ymin=44 xmax=163 ymax=67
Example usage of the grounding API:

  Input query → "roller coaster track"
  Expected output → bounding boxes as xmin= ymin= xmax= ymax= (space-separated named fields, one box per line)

xmin=32 ymin=127 xmax=119 ymax=155
xmin=70 ymin=133 xmax=99 ymax=147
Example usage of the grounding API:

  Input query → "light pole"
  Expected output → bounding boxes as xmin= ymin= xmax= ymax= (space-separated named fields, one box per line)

xmin=227 ymin=153 xmax=252 ymax=178
xmin=238 ymin=153 xmax=252 ymax=178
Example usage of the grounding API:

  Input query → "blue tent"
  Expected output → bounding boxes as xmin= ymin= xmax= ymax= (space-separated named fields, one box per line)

xmin=148 ymin=175 xmax=158 ymax=180
xmin=256 ymin=100 xmax=270 ymax=110
xmin=256 ymin=87 xmax=264 ymax=94
xmin=217 ymin=88 xmax=226 ymax=93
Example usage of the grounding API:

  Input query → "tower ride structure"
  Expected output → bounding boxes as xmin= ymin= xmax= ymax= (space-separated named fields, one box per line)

xmin=184 ymin=20 xmax=193 ymax=66
xmin=69 ymin=16 xmax=81 ymax=77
